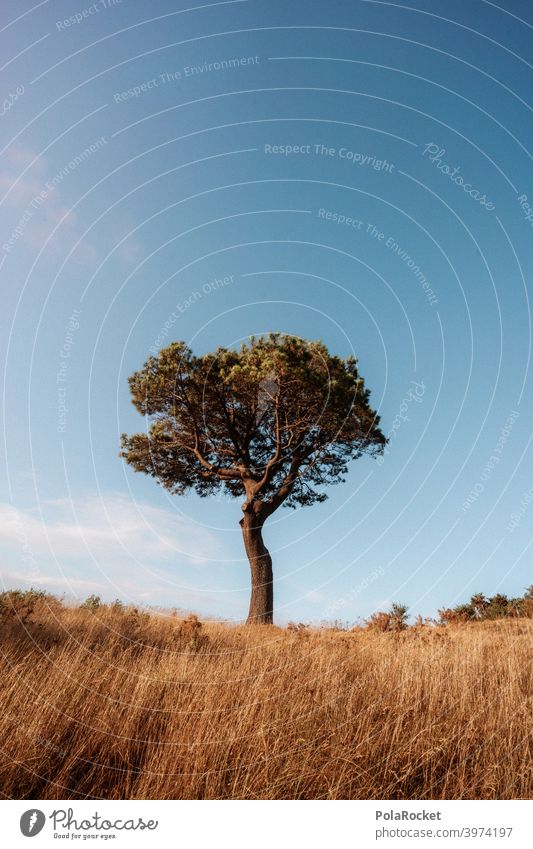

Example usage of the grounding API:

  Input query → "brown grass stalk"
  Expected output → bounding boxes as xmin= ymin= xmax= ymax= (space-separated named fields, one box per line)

xmin=0 ymin=596 xmax=531 ymax=799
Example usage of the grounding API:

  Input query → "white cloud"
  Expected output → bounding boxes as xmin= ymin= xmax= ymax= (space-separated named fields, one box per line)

xmin=0 ymin=493 xmax=230 ymax=610
xmin=0 ymin=145 xmax=143 ymax=266
xmin=0 ymin=566 xmax=232 ymax=615
xmin=0 ymin=493 xmax=221 ymax=566
xmin=0 ymin=569 xmax=102 ymax=595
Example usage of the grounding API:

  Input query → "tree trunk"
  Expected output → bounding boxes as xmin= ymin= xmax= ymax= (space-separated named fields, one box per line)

xmin=240 ymin=510 xmax=273 ymax=624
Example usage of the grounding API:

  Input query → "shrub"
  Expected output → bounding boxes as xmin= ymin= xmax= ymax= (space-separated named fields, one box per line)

xmin=177 ymin=613 xmax=205 ymax=651
xmin=366 ymin=611 xmax=392 ymax=632
xmin=0 ymin=588 xmax=55 ymax=622
xmin=366 ymin=603 xmax=409 ymax=632
xmin=80 ymin=594 xmax=102 ymax=613
xmin=390 ymin=603 xmax=409 ymax=631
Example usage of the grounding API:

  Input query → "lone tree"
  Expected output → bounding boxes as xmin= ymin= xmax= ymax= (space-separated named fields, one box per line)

xmin=120 ymin=335 xmax=386 ymax=624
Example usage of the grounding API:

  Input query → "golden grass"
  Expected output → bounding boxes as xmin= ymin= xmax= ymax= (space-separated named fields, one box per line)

xmin=0 ymin=596 xmax=531 ymax=799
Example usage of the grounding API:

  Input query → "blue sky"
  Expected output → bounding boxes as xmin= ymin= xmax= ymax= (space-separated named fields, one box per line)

xmin=1 ymin=0 xmax=532 ymax=623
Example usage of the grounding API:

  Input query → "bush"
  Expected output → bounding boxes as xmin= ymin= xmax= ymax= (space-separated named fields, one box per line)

xmin=439 ymin=589 xmax=533 ymax=624
xmin=80 ymin=594 xmax=102 ymax=613
xmin=0 ymin=588 xmax=56 ymax=622
xmin=366 ymin=603 xmax=409 ymax=632
xmin=177 ymin=613 xmax=205 ymax=651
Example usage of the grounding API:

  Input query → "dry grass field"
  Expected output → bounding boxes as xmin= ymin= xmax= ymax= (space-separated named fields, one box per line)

xmin=0 ymin=592 xmax=531 ymax=800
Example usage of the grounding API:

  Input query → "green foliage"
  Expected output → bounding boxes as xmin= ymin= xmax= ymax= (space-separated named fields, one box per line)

xmin=438 ymin=588 xmax=533 ymax=624
xmin=80 ymin=594 xmax=102 ymax=613
xmin=390 ymin=602 xmax=409 ymax=631
xmin=120 ymin=335 xmax=386 ymax=513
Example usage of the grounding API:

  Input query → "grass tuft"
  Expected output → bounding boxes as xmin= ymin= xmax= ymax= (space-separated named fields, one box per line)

xmin=0 ymin=592 xmax=531 ymax=799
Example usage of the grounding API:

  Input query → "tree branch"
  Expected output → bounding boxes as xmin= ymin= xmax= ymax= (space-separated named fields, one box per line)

xmin=254 ymin=394 xmax=284 ymax=494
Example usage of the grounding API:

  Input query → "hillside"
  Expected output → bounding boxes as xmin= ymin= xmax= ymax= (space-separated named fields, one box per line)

xmin=0 ymin=592 xmax=531 ymax=800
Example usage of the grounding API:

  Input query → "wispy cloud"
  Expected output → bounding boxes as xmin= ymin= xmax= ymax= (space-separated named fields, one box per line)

xmin=0 ymin=144 xmax=143 ymax=266
xmin=0 ymin=493 xmax=220 ymax=564
xmin=0 ymin=493 xmax=227 ymax=608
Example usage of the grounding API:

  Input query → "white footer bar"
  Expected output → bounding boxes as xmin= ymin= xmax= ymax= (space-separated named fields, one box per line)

xmin=3 ymin=799 xmax=531 ymax=848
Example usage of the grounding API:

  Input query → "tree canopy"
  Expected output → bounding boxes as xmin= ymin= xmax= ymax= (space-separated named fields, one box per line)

xmin=120 ymin=334 xmax=386 ymax=516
